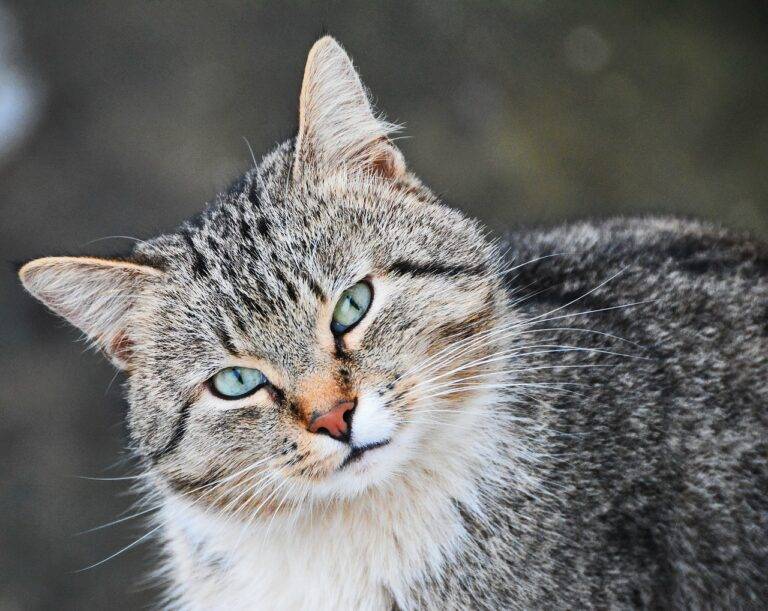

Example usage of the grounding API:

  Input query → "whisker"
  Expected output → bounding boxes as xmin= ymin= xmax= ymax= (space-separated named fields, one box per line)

xmin=82 ymin=235 xmax=149 ymax=247
xmin=403 ymin=344 xmax=643 ymax=396
xmin=75 ymin=505 xmax=163 ymax=535
xmin=403 ymin=270 xmax=649 ymax=380
xmin=242 ymin=136 xmax=258 ymax=167
xmin=75 ymin=474 xmax=150 ymax=482
xmin=74 ymin=523 xmax=163 ymax=572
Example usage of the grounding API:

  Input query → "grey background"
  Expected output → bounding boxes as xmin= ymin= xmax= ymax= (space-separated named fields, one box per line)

xmin=1 ymin=2 xmax=767 ymax=609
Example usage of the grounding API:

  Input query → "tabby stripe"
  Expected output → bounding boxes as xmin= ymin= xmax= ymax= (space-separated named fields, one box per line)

xmin=213 ymin=323 xmax=240 ymax=356
xmin=166 ymin=469 xmax=224 ymax=494
xmin=257 ymin=217 xmax=271 ymax=239
xmin=238 ymin=217 xmax=252 ymax=241
xmin=333 ymin=335 xmax=350 ymax=361
xmin=305 ymin=275 xmax=326 ymax=301
xmin=181 ymin=229 xmax=209 ymax=278
xmin=149 ymin=400 xmax=192 ymax=462
xmin=389 ymin=260 xmax=486 ymax=277
xmin=273 ymin=268 xmax=299 ymax=303
xmin=235 ymin=286 xmax=268 ymax=319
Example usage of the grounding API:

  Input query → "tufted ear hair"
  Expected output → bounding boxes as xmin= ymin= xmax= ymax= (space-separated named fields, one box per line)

xmin=293 ymin=36 xmax=406 ymax=180
xmin=19 ymin=256 xmax=163 ymax=370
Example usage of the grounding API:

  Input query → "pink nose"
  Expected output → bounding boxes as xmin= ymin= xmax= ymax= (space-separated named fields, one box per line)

xmin=308 ymin=400 xmax=356 ymax=442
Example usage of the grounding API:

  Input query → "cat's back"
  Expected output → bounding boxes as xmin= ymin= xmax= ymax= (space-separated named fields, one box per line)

xmin=508 ymin=215 xmax=768 ymax=302
xmin=508 ymin=216 xmax=768 ymax=373
xmin=493 ymin=217 xmax=768 ymax=607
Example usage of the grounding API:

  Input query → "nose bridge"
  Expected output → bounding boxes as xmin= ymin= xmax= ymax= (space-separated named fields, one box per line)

xmin=295 ymin=371 xmax=350 ymax=424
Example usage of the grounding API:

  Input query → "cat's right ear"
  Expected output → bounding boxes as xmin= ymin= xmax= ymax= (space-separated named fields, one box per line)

xmin=19 ymin=256 xmax=163 ymax=370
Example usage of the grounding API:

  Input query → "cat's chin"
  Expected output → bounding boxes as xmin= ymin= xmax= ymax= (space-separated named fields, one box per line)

xmin=310 ymin=437 xmax=409 ymax=500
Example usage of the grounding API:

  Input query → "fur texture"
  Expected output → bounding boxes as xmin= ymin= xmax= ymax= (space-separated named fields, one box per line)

xmin=18 ymin=37 xmax=768 ymax=609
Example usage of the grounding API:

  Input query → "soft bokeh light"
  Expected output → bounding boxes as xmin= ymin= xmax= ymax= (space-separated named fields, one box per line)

xmin=0 ymin=4 xmax=40 ymax=165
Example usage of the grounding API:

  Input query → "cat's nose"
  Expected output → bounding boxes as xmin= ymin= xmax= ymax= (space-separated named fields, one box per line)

xmin=308 ymin=399 xmax=356 ymax=443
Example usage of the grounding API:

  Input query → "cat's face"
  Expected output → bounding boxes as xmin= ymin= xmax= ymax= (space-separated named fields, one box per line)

xmin=20 ymin=38 xmax=509 ymax=515
xmin=127 ymin=162 xmax=505 ymax=508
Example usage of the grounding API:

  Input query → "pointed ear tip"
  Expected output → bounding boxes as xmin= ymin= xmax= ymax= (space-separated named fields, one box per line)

xmin=18 ymin=257 xmax=76 ymax=298
xmin=311 ymin=35 xmax=343 ymax=52
xmin=307 ymin=35 xmax=350 ymax=65
xmin=17 ymin=257 xmax=49 ymax=285
xmin=18 ymin=260 xmax=58 ymax=301
xmin=18 ymin=256 xmax=75 ymax=282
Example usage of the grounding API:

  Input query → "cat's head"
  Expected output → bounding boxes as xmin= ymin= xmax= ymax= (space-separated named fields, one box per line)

xmin=20 ymin=38 xmax=510 ymax=511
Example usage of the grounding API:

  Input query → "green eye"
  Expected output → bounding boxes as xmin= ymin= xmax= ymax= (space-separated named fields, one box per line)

xmin=331 ymin=281 xmax=373 ymax=334
xmin=211 ymin=366 xmax=267 ymax=399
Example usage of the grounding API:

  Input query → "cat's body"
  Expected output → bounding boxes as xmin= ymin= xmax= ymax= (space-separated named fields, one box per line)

xmin=19 ymin=38 xmax=767 ymax=609
xmin=155 ymin=216 xmax=768 ymax=610
xmin=430 ymin=218 xmax=768 ymax=609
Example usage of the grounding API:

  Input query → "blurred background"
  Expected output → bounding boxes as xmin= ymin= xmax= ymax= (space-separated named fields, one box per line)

xmin=1 ymin=1 xmax=767 ymax=608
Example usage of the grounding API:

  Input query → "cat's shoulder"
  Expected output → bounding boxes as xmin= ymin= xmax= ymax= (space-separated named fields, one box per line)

xmin=504 ymin=216 xmax=768 ymax=326
xmin=506 ymin=216 xmax=768 ymax=287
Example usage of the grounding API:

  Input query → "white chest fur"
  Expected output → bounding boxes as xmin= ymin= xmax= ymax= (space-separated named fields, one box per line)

xmin=160 ymin=476 xmax=472 ymax=611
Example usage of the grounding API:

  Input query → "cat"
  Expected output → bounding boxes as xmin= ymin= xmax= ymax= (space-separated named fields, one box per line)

xmin=19 ymin=36 xmax=768 ymax=610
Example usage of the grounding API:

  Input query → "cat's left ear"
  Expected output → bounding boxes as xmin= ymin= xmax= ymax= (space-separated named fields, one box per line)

xmin=293 ymin=36 xmax=406 ymax=180
xmin=19 ymin=256 xmax=163 ymax=370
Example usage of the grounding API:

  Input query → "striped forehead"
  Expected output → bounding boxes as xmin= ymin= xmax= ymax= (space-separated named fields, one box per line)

xmin=142 ymin=140 xmax=494 ymax=364
xmin=178 ymin=219 xmax=326 ymax=341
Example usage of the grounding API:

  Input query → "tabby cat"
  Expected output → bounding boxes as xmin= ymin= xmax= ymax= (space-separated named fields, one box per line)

xmin=19 ymin=37 xmax=768 ymax=610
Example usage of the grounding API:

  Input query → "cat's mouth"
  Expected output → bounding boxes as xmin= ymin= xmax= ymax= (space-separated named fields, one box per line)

xmin=339 ymin=439 xmax=391 ymax=469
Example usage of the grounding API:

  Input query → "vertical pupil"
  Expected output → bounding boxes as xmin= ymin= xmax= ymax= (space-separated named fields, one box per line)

xmin=233 ymin=369 xmax=244 ymax=386
xmin=348 ymin=295 xmax=360 ymax=312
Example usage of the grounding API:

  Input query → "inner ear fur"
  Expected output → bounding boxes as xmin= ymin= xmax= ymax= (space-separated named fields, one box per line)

xmin=19 ymin=256 xmax=163 ymax=369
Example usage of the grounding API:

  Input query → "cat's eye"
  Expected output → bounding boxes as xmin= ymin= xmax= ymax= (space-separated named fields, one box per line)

xmin=210 ymin=366 xmax=267 ymax=399
xmin=331 ymin=281 xmax=373 ymax=334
